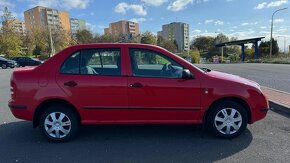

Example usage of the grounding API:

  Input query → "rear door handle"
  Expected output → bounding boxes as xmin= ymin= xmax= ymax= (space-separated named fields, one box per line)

xmin=64 ymin=81 xmax=78 ymax=87
xmin=129 ymin=83 xmax=144 ymax=88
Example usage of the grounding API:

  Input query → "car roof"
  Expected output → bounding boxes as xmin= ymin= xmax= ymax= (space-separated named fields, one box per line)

xmin=68 ymin=43 xmax=167 ymax=51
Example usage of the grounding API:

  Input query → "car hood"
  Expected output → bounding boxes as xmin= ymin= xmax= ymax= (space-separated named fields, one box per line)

xmin=8 ymin=60 xmax=16 ymax=63
xmin=207 ymin=70 xmax=260 ymax=88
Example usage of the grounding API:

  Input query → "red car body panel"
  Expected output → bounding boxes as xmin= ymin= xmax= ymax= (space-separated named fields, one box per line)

xmin=8 ymin=43 xmax=268 ymax=126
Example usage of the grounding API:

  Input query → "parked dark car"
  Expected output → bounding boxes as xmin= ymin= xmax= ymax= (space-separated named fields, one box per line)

xmin=12 ymin=57 xmax=43 ymax=67
xmin=0 ymin=56 xmax=18 ymax=69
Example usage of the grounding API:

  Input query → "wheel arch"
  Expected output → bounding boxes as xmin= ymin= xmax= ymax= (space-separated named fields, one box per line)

xmin=204 ymin=96 xmax=252 ymax=124
xmin=33 ymin=98 xmax=80 ymax=127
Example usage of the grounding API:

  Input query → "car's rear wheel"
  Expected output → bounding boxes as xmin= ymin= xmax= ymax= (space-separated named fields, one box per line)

xmin=39 ymin=105 xmax=79 ymax=142
xmin=1 ymin=63 xmax=7 ymax=69
xmin=207 ymin=100 xmax=248 ymax=139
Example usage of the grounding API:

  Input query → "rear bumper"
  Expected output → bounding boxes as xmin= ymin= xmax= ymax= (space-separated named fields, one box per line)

xmin=8 ymin=102 xmax=33 ymax=121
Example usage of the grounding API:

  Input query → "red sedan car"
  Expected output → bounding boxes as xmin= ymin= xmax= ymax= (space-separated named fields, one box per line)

xmin=9 ymin=43 xmax=269 ymax=142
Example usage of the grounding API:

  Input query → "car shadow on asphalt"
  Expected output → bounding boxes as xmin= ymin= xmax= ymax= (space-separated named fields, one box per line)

xmin=0 ymin=121 xmax=253 ymax=162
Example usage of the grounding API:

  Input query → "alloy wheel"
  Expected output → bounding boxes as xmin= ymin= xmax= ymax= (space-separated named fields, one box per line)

xmin=44 ymin=112 xmax=72 ymax=139
xmin=214 ymin=108 xmax=242 ymax=135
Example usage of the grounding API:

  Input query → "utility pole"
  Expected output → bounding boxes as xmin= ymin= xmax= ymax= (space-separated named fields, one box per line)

xmin=270 ymin=8 xmax=287 ymax=58
xmin=48 ymin=25 xmax=55 ymax=57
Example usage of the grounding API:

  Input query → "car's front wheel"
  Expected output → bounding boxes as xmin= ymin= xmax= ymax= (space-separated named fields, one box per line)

xmin=39 ymin=105 xmax=79 ymax=142
xmin=207 ymin=100 xmax=248 ymax=139
xmin=1 ymin=63 xmax=7 ymax=69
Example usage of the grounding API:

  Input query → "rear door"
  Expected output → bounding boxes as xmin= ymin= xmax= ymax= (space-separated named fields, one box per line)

xmin=56 ymin=47 xmax=129 ymax=123
xmin=127 ymin=48 xmax=202 ymax=122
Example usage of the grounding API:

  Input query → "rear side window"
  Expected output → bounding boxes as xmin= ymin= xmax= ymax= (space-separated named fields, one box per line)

xmin=60 ymin=49 xmax=121 ymax=76
xmin=61 ymin=52 xmax=80 ymax=74
xmin=81 ymin=49 xmax=121 ymax=76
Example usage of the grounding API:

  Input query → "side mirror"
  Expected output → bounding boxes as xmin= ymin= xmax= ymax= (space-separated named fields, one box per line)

xmin=182 ymin=69 xmax=194 ymax=79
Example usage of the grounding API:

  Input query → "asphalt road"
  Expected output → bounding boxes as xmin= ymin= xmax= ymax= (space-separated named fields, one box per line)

xmin=0 ymin=67 xmax=290 ymax=163
xmin=199 ymin=63 xmax=290 ymax=93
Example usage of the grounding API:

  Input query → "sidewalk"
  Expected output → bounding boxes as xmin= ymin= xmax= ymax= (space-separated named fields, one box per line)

xmin=262 ymin=87 xmax=290 ymax=114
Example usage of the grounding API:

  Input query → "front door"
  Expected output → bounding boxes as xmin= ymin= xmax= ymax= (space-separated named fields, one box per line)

xmin=127 ymin=48 xmax=201 ymax=122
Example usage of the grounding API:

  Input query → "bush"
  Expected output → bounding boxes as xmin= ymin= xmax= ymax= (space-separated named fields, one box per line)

xmin=227 ymin=54 xmax=240 ymax=63
xmin=38 ymin=54 xmax=50 ymax=61
xmin=182 ymin=50 xmax=200 ymax=63
xmin=246 ymin=57 xmax=290 ymax=64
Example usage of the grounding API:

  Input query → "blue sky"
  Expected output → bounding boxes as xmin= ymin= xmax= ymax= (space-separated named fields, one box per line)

xmin=1 ymin=0 xmax=290 ymax=50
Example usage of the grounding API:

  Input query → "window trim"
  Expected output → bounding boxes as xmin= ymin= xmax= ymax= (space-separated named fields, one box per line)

xmin=60 ymin=48 xmax=122 ymax=77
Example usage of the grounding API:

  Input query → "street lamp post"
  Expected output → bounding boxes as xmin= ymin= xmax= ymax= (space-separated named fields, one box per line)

xmin=270 ymin=7 xmax=287 ymax=58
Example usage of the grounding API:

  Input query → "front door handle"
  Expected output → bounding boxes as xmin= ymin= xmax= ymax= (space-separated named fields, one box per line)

xmin=64 ymin=81 xmax=78 ymax=87
xmin=129 ymin=83 xmax=144 ymax=88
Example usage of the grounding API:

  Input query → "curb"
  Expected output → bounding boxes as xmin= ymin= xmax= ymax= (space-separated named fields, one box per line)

xmin=269 ymin=100 xmax=290 ymax=115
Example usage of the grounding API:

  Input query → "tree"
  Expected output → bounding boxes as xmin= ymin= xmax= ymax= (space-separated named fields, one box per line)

xmin=0 ymin=7 xmax=23 ymax=58
xmin=192 ymin=36 xmax=214 ymax=53
xmin=182 ymin=49 xmax=200 ymax=63
xmin=75 ymin=29 xmax=95 ymax=44
xmin=21 ymin=31 xmax=35 ymax=56
xmin=245 ymin=46 xmax=255 ymax=59
xmin=95 ymin=34 xmax=118 ymax=43
xmin=140 ymin=31 xmax=156 ymax=45
xmin=259 ymin=39 xmax=279 ymax=57
xmin=157 ymin=36 xmax=177 ymax=53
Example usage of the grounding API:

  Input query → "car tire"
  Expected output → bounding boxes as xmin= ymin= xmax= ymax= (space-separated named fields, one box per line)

xmin=1 ymin=64 xmax=7 ymax=69
xmin=207 ymin=100 xmax=248 ymax=139
xmin=39 ymin=104 xmax=79 ymax=142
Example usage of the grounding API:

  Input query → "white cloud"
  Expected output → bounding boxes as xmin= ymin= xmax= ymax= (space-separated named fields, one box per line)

xmin=62 ymin=0 xmax=90 ymax=9
xmin=167 ymin=0 xmax=193 ymax=11
xmin=273 ymin=18 xmax=285 ymax=23
xmin=267 ymin=0 xmax=288 ymax=7
xmin=114 ymin=2 xmax=147 ymax=16
xmin=215 ymin=20 xmax=224 ymax=25
xmin=28 ymin=0 xmax=91 ymax=10
xmin=254 ymin=2 xmax=267 ymax=9
xmin=130 ymin=18 xmax=146 ymax=23
xmin=254 ymin=0 xmax=288 ymax=10
xmin=241 ymin=22 xmax=258 ymax=26
xmin=192 ymin=29 xmax=202 ymax=33
xmin=260 ymin=26 xmax=267 ymax=29
xmin=0 ymin=0 xmax=14 ymax=8
xmin=86 ymin=22 xmax=96 ymax=32
xmin=205 ymin=19 xmax=214 ymax=24
xmin=141 ymin=0 xmax=168 ymax=6
xmin=241 ymin=23 xmax=249 ymax=26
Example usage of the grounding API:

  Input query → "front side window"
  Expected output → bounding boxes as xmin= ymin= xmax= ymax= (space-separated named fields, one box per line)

xmin=129 ymin=49 xmax=183 ymax=78
xmin=61 ymin=49 xmax=121 ymax=76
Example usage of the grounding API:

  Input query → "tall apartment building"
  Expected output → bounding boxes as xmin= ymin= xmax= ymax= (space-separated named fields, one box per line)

xmin=24 ymin=6 xmax=70 ymax=33
xmin=5 ymin=19 xmax=26 ymax=35
xmin=70 ymin=18 xmax=86 ymax=36
xmin=158 ymin=22 xmax=189 ymax=52
xmin=104 ymin=20 xmax=139 ymax=37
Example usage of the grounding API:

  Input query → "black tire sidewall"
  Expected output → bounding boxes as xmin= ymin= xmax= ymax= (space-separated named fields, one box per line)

xmin=39 ymin=105 xmax=79 ymax=142
xmin=2 ymin=64 xmax=7 ymax=69
xmin=207 ymin=101 xmax=248 ymax=139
